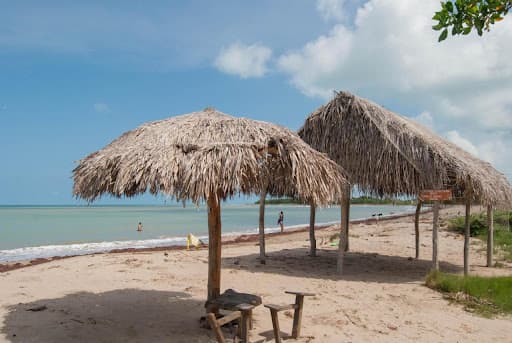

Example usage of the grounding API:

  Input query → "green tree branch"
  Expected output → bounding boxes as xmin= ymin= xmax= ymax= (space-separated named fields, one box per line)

xmin=433 ymin=0 xmax=511 ymax=41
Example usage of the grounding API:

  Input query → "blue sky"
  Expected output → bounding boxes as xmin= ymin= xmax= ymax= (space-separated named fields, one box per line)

xmin=1 ymin=0 xmax=511 ymax=205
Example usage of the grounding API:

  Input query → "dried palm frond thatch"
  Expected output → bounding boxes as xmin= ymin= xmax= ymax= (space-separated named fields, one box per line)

xmin=73 ymin=108 xmax=349 ymax=302
xmin=73 ymin=108 xmax=348 ymax=205
xmin=298 ymin=91 xmax=512 ymax=208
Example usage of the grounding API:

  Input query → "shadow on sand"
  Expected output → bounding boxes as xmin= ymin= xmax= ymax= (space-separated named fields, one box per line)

xmin=2 ymin=289 xmax=215 ymax=343
xmin=223 ymin=247 xmax=462 ymax=283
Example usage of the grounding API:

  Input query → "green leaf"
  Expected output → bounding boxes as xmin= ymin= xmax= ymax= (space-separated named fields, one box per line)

xmin=468 ymin=4 xmax=479 ymax=14
xmin=433 ymin=23 xmax=445 ymax=30
xmin=475 ymin=17 xmax=484 ymax=30
xmin=439 ymin=28 xmax=449 ymax=41
xmin=455 ymin=0 xmax=463 ymax=11
xmin=446 ymin=1 xmax=454 ymax=12
xmin=433 ymin=11 xmax=444 ymax=20
xmin=463 ymin=26 xmax=472 ymax=34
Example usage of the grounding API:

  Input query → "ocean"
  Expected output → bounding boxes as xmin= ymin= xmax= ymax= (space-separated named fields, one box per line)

xmin=0 ymin=203 xmax=415 ymax=262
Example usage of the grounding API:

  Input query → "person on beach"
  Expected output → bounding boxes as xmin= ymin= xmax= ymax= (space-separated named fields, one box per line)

xmin=137 ymin=222 xmax=143 ymax=232
xmin=277 ymin=211 xmax=284 ymax=232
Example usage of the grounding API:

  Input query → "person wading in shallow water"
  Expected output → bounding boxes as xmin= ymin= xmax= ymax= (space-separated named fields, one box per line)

xmin=277 ymin=211 xmax=284 ymax=232
xmin=137 ymin=222 xmax=143 ymax=232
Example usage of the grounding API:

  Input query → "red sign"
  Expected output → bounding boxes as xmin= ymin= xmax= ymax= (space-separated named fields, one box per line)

xmin=419 ymin=190 xmax=452 ymax=201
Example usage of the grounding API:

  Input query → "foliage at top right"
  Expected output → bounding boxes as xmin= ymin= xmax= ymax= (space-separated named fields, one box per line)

xmin=433 ymin=0 xmax=511 ymax=41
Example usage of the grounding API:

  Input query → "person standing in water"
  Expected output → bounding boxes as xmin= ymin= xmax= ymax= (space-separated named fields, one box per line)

xmin=277 ymin=211 xmax=284 ymax=232
xmin=137 ymin=222 xmax=143 ymax=232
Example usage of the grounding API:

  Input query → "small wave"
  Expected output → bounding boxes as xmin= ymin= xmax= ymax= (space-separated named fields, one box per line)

xmin=0 ymin=237 xmax=187 ymax=263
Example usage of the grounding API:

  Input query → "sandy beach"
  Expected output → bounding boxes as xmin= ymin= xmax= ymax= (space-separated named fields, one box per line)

xmin=1 ymin=205 xmax=511 ymax=342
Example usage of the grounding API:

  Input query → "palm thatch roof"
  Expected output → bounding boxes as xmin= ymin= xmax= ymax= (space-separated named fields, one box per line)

xmin=73 ymin=108 xmax=348 ymax=204
xmin=298 ymin=91 xmax=512 ymax=208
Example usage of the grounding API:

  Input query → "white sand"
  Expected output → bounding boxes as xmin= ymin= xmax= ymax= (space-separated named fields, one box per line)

xmin=0 ymin=206 xmax=511 ymax=342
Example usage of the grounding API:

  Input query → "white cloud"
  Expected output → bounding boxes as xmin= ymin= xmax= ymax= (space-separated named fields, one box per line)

xmin=277 ymin=0 xmax=512 ymax=126
xmin=278 ymin=25 xmax=353 ymax=98
xmin=445 ymin=130 xmax=479 ymax=157
xmin=476 ymin=133 xmax=511 ymax=177
xmin=277 ymin=0 xmax=512 ymax=180
xmin=413 ymin=111 xmax=433 ymax=129
xmin=317 ymin=0 xmax=347 ymax=21
xmin=214 ymin=43 xmax=272 ymax=79
xmin=94 ymin=103 xmax=110 ymax=113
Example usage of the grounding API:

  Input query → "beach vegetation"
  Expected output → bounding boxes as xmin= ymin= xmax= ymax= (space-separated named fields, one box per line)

xmin=426 ymin=270 xmax=512 ymax=317
xmin=349 ymin=196 xmax=413 ymax=205
xmin=254 ymin=197 xmax=304 ymax=205
xmin=255 ymin=196 xmax=413 ymax=206
xmin=448 ymin=210 xmax=512 ymax=260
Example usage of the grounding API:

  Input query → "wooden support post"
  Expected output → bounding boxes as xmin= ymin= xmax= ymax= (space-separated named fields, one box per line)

xmin=309 ymin=202 xmax=316 ymax=257
xmin=238 ymin=305 xmax=252 ymax=343
xmin=258 ymin=190 xmax=266 ymax=264
xmin=269 ymin=308 xmax=281 ymax=343
xmin=343 ymin=190 xmax=351 ymax=252
xmin=336 ymin=195 xmax=348 ymax=274
xmin=432 ymin=201 xmax=439 ymax=270
xmin=464 ymin=193 xmax=471 ymax=276
xmin=247 ymin=309 xmax=253 ymax=330
xmin=207 ymin=313 xmax=227 ymax=343
xmin=207 ymin=192 xmax=222 ymax=306
xmin=291 ymin=295 xmax=305 ymax=338
xmin=487 ymin=205 xmax=494 ymax=267
xmin=415 ymin=201 xmax=422 ymax=259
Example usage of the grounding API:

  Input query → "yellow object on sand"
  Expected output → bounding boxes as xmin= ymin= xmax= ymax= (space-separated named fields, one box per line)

xmin=186 ymin=233 xmax=202 ymax=250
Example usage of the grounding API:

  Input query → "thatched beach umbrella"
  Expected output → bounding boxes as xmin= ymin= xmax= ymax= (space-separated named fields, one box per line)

xmin=73 ymin=108 xmax=348 ymax=305
xmin=299 ymin=91 xmax=512 ymax=274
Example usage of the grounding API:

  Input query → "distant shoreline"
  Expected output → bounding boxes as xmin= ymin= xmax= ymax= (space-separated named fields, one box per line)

xmin=255 ymin=197 xmax=415 ymax=206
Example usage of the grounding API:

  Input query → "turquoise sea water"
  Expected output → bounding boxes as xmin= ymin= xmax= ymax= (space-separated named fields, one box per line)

xmin=0 ymin=204 xmax=414 ymax=262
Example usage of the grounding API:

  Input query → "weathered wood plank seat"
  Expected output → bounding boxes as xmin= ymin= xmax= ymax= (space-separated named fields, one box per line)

xmin=206 ymin=289 xmax=262 ymax=343
xmin=264 ymin=291 xmax=315 ymax=343
xmin=206 ymin=288 xmax=262 ymax=311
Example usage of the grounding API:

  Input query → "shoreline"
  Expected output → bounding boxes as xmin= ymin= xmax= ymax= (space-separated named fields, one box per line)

xmin=0 ymin=208 xmax=430 ymax=273
xmin=0 ymin=203 xmax=417 ymax=261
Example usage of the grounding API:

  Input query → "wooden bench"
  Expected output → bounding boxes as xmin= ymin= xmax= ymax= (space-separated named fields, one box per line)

xmin=264 ymin=291 xmax=315 ymax=343
xmin=207 ymin=303 xmax=255 ymax=343
xmin=206 ymin=289 xmax=262 ymax=343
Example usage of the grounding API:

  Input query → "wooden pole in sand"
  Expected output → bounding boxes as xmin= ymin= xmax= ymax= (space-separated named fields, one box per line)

xmin=432 ymin=201 xmax=439 ymax=270
xmin=343 ymin=187 xmax=351 ymax=252
xmin=487 ymin=205 xmax=494 ymax=267
xmin=415 ymin=201 xmax=422 ymax=259
xmin=258 ymin=190 xmax=267 ymax=264
xmin=337 ymin=195 xmax=349 ymax=274
xmin=309 ymin=201 xmax=316 ymax=257
xmin=464 ymin=190 xmax=472 ymax=276
xmin=207 ymin=192 xmax=222 ymax=305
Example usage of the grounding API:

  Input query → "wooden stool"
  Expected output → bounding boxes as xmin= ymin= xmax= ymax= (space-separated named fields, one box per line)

xmin=207 ymin=303 xmax=255 ymax=343
xmin=264 ymin=291 xmax=315 ymax=343
xmin=205 ymin=288 xmax=261 ymax=330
